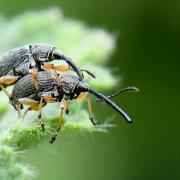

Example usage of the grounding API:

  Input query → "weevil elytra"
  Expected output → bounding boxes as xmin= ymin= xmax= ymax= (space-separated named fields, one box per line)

xmin=10 ymin=71 xmax=138 ymax=143
xmin=0 ymin=43 xmax=85 ymax=97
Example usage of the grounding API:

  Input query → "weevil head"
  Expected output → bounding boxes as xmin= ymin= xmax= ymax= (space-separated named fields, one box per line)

xmin=58 ymin=75 xmax=89 ymax=100
xmin=30 ymin=44 xmax=56 ymax=62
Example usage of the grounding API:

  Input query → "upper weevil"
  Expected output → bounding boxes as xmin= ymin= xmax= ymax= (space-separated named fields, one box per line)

xmin=10 ymin=71 xmax=139 ymax=143
xmin=0 ymin=43 xmax=84 ymax=97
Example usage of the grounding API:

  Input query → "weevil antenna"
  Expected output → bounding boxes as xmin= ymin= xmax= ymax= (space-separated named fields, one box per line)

xmin=108 ymin=87 xmax=139 ymax=99
xmin=81 ymin=69 xmax=96 ymax=79
xmin=88 ymin=88 xmax=132 ymax=123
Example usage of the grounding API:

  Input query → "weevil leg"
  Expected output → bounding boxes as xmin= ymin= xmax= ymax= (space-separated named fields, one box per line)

xmin=43 ymin=63 xmax=70 ymax=87
xmin=76 ymin=92 xmax=87 ymax=100
xmin=0 ymin=84 xmax=11 ymax=98
xmin=15 ymin=102 xmax=22 ymax=119
xmin=76 ymin=93 xmax=96 ymax=125
xmin=43 ymin=63 xmax=61 ymax=86
xmin=19 ymin=95 xmax=56 ymax=130
xmin=19 ymin=98 xmax=45 ymax=130
xmin=37 ymin=95 xmax=56 ymax=130
xmin=42 ymin=94 xmax=56 ymax=103
xmin=0 ymin=75 xmax=19 ymax=85
xmin=87 ymin=95 xmax=96 ymax=126
xmin=53 ymin=70 xmax=61 ymax=87
xmin=0 ymin=75 xmax=19 ymax=98
xmin=37 ymin=97 xmax=45 ymax=130
xmin=22 ymin=106 xmax=31 ymax=119
xmin=18 ymin=98 xmax=39 ymax=107
xmin=43 ymin=63 xmax=70 ymax=72
xmin=18 ymin=98 xmax=39 ymax=119
xmin=54 ymin=65 xmax=70 ymax=72
xmin=22 ymin=104 xmax=40 ymax=119
xmin=50 ymin=99 xmax=66 ymax=143
xmin=65 ymin=101 xmax=69 ymax=114
xmin=29 ymin=69 xmax=40 ymax=90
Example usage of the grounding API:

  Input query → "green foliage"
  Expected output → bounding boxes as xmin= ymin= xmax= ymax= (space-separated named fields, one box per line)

xmin=0 ymin=8 xmax=116 ymax=179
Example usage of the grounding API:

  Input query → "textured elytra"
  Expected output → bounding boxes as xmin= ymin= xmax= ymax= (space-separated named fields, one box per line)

xmin=11 ymin=71 xmax=84 ymax=107
xmin=11 ymin=71 xmax=58 ymax=105
xmin=0 ymin=46 xmax=30 ymax=76
xmin=0 ymin=44 xmax=57 ymax=78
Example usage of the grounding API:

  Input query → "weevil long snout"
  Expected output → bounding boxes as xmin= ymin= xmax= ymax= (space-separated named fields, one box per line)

xmin=52 ymin=50 xmax=84 ymax=80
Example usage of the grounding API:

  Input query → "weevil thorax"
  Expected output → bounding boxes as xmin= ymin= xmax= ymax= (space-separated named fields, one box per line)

xmin=59 ymin=75 xmax=89 ymax=100
xmin=30 ymin=44 xmax=56 ymax=62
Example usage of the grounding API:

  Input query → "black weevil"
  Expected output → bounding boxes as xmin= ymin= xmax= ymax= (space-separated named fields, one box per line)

xmin=10 ymin=71 xmax=138 ymax=143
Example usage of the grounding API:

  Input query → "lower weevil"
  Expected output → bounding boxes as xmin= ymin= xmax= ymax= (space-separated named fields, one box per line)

xmin=10 ymin=71 xmax=138 ymax=143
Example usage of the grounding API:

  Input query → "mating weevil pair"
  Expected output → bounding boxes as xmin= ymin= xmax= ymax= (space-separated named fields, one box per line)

xmin=0 ymin=44 xmax=139 ymax=143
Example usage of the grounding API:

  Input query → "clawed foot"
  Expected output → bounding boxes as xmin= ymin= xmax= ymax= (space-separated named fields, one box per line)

xmin=89 ymin=117 xmax=97 ymax=126
xmin=50 ymin=133 xmax=58 ymax=144
xmin=66 ymin=109 xmax=69 ymax=114
xmin=39 ymin=119 xmax=45 ymax=131
xmin=41 ymin=123 xmax=45 ymax=131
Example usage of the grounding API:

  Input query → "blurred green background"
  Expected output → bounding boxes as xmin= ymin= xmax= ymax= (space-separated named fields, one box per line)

xmin=0 ymin=0 xmax=179 ymax=180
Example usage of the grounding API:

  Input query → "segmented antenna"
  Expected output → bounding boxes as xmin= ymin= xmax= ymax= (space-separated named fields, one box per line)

xmin=88 ymin=88 xmax=132 ymax=123
xmin=108 ymin=87 xmax=139 ymax=99
xmin=81 ymin=69 xmax=96 ymax=79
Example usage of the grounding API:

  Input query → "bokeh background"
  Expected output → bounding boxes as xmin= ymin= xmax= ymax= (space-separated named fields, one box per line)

xmin=0 ymin=0 xmax=179 ymax=180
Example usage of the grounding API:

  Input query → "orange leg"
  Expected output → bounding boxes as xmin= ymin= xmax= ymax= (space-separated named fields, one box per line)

xmin=42 ymin=95 xmax=56 ymax=103
xmin=87 ymin=95 xmax=96 ymax=125
xmin=29 ymin=69 xmax=40 ymax=90
xmin=43 ymin=63 xmax=61 ymax=86
xmin=0 ymin=75 xmax=19 ymax=85
xmin=20 ymin=94 xmax=57 ymax=130
xmin=18 ymin=98 xmax=39 ymax=118
xmin=50 ymin=99 xmax=66 ymax=143
xmin=76 ymin=93 xmax=96 ymax=125
xmin=18 ymin=98 xmax=45 ymax=130
xmin=0 ymin=75 xmax=19 ymax=98
xmin=76 ymin=92 xmax=87 ymax=100
xmin=15 ymin=102 xmax=22 ymax=119
xmin=22 ymin=106 xmax=31 ymax=119
xmin=53 ymin=70 xmax=61 ymax=87
xmin=18 ymin=98 xmax=39 ymax=107
xmin=43 ymin=63 xmax=70 ymax=72
xmin=43 ymin=63 xmax=71 ymax=87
